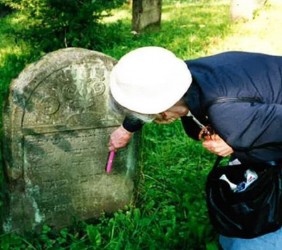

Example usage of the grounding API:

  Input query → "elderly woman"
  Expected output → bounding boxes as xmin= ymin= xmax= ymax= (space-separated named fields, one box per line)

xmin=108 ymin=46 xmax=282 ymax=249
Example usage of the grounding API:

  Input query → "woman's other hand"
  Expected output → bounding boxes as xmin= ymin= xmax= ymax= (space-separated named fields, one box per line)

xmin=202 ymin=134 xmax=234 ymax=157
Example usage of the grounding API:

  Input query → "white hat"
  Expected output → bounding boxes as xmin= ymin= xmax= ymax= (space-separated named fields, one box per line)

xmin=110 ymin=46 xmax=192 ymax=114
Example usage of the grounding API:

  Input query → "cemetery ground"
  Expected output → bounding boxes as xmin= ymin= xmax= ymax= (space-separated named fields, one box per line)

xmin=1 ymin=0 xmax=282 ymax=249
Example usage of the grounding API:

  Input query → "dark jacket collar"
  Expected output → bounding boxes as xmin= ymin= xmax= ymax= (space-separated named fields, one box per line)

xmin=183 ymin=81 xmax=209 ymax=125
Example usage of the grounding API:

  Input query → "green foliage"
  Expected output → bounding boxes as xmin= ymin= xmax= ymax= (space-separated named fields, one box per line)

xmin=0 ymin=0 xmax=126 ymax=51
xmin=102 ymin=2 xmax=231 ymax=59
xmin=0 ymin=1 xmax=232 ymax=249
xmin=139 ymin=121 xmax=218 ymax=249
xmin=0 ymin=2 xmax=11 ymax=16
xmin=0 ymin=15 xmax=43 ymax=137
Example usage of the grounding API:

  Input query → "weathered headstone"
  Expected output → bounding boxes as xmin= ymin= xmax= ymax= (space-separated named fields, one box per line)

xmin=132 ymin=0 xmax=162 ymax=32
xmin=2 ymin=48 xmax=140 ymax=233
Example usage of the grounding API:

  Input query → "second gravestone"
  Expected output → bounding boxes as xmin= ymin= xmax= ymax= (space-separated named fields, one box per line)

xmin=2 ymin=48 xmax=140 ymax=233
xmin=132 ymin=0 xmax=162 ymax=32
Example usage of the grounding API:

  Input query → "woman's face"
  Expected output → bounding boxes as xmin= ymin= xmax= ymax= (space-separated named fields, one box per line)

xmin=154 ymin=111 xmax=181 ymax=124
xmin=154 ymin=102 xmax=189 ymax=124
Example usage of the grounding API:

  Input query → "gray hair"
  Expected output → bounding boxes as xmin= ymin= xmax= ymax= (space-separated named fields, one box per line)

xmin=109 ymin=91 xmax=157 ymax=123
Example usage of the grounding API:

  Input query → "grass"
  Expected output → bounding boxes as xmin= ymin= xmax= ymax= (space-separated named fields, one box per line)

xmin=0 ymin=1 xmax=231 ymax=249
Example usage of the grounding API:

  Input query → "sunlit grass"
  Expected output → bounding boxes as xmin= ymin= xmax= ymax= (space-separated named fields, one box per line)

xmin=101 ymin=2 xmax=230 ymax=60
xmin=207 ymin=0 xmax=282 ymax=55
xmin=0 ymin=14 xmax=38 ymax=72
xmin=102 ymin=8 xmax=131 ymax=23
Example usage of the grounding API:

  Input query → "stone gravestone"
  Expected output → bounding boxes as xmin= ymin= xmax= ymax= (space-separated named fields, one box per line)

xmin=132 ymin=0 xmax=162 ymax=32
xmin=2 ymin=48 xmax=140 ymax=233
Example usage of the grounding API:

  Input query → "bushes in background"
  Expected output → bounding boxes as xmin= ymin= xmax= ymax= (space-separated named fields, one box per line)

xmin=0 ymin=0 xmax=127 ymax=51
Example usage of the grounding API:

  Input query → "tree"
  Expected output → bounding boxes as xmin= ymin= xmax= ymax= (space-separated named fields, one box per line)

xmin=1 ymin=0 xmax=127 ymax=51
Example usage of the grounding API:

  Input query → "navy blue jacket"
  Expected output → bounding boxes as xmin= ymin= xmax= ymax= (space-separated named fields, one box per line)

xmin=123 ymin=51 xmax=282 ymax=163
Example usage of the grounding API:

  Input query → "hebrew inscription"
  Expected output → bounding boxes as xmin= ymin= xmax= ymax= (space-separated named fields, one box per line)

xmin=2 ymin=48 xmax=140 ymax=233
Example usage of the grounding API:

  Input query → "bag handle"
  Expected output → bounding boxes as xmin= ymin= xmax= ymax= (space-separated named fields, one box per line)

xmin=212 ymin=156 xmax=223 ymax=170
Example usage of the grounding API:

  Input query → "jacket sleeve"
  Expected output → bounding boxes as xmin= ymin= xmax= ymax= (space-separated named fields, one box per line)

xmin=122 ymin=116 xmax=145 ymax=132
xmin=208 ymin=102 xmax=282 ymax=150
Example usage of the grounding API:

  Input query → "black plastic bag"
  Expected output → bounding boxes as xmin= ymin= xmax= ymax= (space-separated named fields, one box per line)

xmin=206 ymin=157 xmax=282 ymax=239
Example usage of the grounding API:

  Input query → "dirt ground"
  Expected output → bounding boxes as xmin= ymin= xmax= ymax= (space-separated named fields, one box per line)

xmin=207 ymin=0 xmax=282 ymax=55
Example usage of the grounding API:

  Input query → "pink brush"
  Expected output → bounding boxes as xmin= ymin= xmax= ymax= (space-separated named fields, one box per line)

xmin=106 ymin=151 xmax=115 ymax=173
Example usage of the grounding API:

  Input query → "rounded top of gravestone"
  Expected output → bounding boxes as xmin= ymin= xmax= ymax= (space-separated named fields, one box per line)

xmin=6 ymin=47 xmax=120 ymax=132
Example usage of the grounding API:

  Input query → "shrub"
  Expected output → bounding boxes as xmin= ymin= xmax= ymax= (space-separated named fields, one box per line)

xmin=0 ymin=0 xmax=127 ymax=52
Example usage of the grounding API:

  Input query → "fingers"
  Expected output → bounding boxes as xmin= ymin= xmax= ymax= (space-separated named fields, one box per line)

xmin=202 ymin=137 xmax=234 ymax=156
xmin=108 ymin=125 xmax=133 ymax=151
xmin=108 ymin=143 xmax=117 ymax=152
xmin=108 ymin=139 xmax=127 ymax=151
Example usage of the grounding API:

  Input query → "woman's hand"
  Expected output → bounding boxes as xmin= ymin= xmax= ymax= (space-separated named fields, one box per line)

xmin=108 ymin=125 xmax=132 ymax=151
xmin=202 ymin=134 xmax=234 ymax=157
